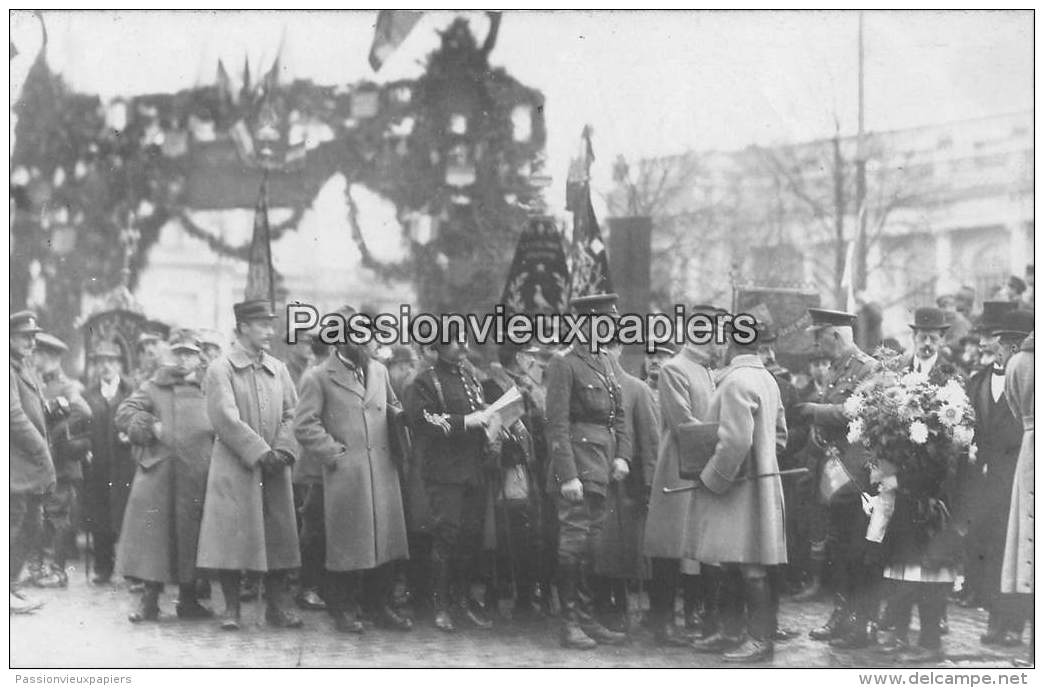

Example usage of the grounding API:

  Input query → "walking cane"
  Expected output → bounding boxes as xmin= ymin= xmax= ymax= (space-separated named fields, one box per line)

xmin=84 ymin=529 xmax=92 ymax=582
xmin=662 ymin=467 xmax=809 ymax=494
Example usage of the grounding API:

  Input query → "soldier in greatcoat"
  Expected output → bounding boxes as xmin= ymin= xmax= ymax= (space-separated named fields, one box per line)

xmin=10 ymin=311 xmax=54 ymax=614
xmin=114 ymin=331 xmax=215 ymax=623
xmin=688 ymin=322 xmax=789 ymax=663
xmin=195 ymin=299 xmax=302 ymax=630
xmin=32 ymin=333 xmax=92 ymax=589
xmin=544 ymin=293 xmax=633 ymax=649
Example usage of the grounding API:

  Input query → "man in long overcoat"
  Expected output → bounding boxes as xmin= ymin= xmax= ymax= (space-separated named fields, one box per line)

xmin=294 ymin=316 xmax=411 ymax=634
xmin=115 ymin=332 xmax=215 ymax=623
xmin=33 ymin=333 xmax=92 ymax=589
xmin=83 ymin=341 xmax=135 ymax=585
xmin=642 ymin=306 xmax=720 ymax=646
xmin=10 ymin=311 xmax=54 ymax=613
xmin=195 ymin=299 xmax=302 ymax=630
xmin=1000 ymin=321 xmax=1033 ymax=656
xmin=688 ymin=329 xmax=788 ymax=662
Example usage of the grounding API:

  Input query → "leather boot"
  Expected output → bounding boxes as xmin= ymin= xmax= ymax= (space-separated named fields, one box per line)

xmin=558 ymin=563 xmax=597 ymax=650
xmin=456 ymin=597 xmax=494 ymax=629
xmin=829 ymin=612 xmax=872 ymax=649
xmin=218 ymin=572 xmax=242 ymax=630
xmin=128 ymin=581 xmax=162 ymax=623
xmin=810 ymin=594 xmax=848 ymax=641
xmin=724 ymin=577 xmax=774 ymax=663
xmin=327 ymin=572 xmax=364 ymax=633
xmin=176 ymin=583 xmax=214 ymax=619
xmin=431 ymin=559 xmax=455 ymax=632
xmin=265 ymin=571 xmax=303 ymax=628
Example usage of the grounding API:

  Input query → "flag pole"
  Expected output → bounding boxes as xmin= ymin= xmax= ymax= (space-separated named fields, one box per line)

xmin=262 ymin=169 xmax=275 ymax=308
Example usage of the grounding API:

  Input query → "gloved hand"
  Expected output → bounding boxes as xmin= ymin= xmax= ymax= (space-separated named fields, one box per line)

xmin=260 ymin=450 xmax=285 ymax=473
xmin=611 ymin=458 xmax=630 ymax=482
xmin=560 ymin=477 xmax=584 ymax=504
xmin=275 ymin=449 xmax=295 ymax=466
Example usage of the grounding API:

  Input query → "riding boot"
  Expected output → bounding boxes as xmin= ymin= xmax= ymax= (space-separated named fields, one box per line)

xmin=723 ymin=576 xmax=774 ymax=663
xmin=682 ymin=573 xmax=705 ymax=633
xmin=128 ymin=581 xmax=162 ymax=623
xmin=810 ymin=593 xmax=849 ymax=641
xmin=558 ymin=562 xmax=597 ymax=649
xmin=264 ymin=570 xmax=303 ymax=628
xmin=218 ymin=571 xmax=242 ymax=630
xmin=431 ymin=557 xmax=455 ymax=632
xmin=176 ymin=582 xmax=214 ymax=619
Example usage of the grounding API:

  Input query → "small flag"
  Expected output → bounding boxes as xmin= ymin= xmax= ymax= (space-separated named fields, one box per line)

xmin=245 ymin=176 xmax=275 ymax=306
xmin=566 ymin=126 xmax=612 ymax=300
xmin=369 ymin=10 xmax=423 ymax=72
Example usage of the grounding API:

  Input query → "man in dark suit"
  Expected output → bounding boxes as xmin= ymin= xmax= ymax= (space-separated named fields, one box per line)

xmin=962 ymin=303 xmax=1027 ymax=645
xmin=83 ymin=341 xmax=135 ymax=584
xmin=404 ymin=335 xmax=496 ymax=632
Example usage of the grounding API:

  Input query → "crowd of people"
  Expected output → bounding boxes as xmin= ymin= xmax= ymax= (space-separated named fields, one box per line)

xmin=7 ymin=272 xmax=1034 ymax=666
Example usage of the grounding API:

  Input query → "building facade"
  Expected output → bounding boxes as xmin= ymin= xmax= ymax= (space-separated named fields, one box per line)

xmin=608 ymin=111 xmax=1033 ymax=340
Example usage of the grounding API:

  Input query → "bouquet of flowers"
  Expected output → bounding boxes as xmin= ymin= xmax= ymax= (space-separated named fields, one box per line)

xmin=841 ymin=350 xmax=975 ymax=543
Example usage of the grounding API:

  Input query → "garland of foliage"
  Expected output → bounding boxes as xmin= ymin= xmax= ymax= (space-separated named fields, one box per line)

xmin=11 ymin=17 xmax=546 ymax=347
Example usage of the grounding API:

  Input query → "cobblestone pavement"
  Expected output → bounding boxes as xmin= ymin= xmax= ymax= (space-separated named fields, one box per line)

xmin=10 ymin=568 xmax=1031 ymax=668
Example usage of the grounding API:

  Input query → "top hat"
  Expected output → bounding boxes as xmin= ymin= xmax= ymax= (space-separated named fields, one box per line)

xmin=975 ymin=301 xmax=1017 ymax=335
xmin=909 ymin=306 xmax=951 ymax=331
xmin=233 ymin=299 xmax=277 ymax=322
xmin=34 ymin=332 xmax=68 ymax=354
xmin=806 ymin=308 xmax=857 ymax=332
xmin=90 ymin=341 xmax=122 ymax=360
xmin=10 ymin=310 xmax=43 ymax=335
xmin=994 ymin=309 xmax=1034 ymax=339
xmin=570 ymin=292 xmax=620 ymax=315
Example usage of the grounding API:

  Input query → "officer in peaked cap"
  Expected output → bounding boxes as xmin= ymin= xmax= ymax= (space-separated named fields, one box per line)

xmin=797 ymin=305 xmax=881 ymax=648
xmin=805 ymin=307 xmax=859 ymax=332
xmin=570 ymin=292 xmax=621 ymax=315
xmin=195 ymin=297 xmax=301 ymax=631
xmin=10 ymin=310 xmax=54 ymax=612
xmin=545 ymin=291 xmax=633 ymax=649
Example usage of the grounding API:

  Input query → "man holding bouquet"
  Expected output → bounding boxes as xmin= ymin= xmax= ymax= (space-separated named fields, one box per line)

xmin=795 ymin=308 xmax=880 ymax=649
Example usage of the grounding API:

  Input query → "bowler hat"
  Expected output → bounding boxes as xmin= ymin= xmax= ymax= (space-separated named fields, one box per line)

xmin=35 ymin=332 xmax=68 ymax=354
xmin=975 ymin=301 xmax=1017 ymax=335
xmin=806 ymin=308 xmax=857 ymax=332
xmin=90 ymin=341 xmax=122 ymax=360
xmin=909 ymin=307 xmax=951 ymax=331
xmin=570 ymin=292 xmax=619 ymax=315
xmin=994 ymin=310 xmax=1034 ymax=339
xmin=10 ymin=310 xmax=43 ymax=335
xmin=233 ymin=299 xmax=277 ymax=322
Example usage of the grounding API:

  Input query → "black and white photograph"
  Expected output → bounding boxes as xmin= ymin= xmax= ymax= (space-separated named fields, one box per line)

xmin=6 ymin=9 xmax=1035 ymax=673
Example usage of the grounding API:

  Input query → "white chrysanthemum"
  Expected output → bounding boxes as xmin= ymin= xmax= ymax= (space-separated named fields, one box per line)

xmin=938 ymin=380 xmax=968 ymax=407
xmin=843 ymin=394 xmax=864 ymax=419
xmin=909 ymin=421 xmax=929 ymax=445
xmin=900 ymin=371 xmax=929 ymax=388
xmin=937 ymin=403 xmax=963 ymax=428
xmin=953 ymin=425 xmax=974 ymax=448
xmin=847 ymin=418 xmax=864 ymax=444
